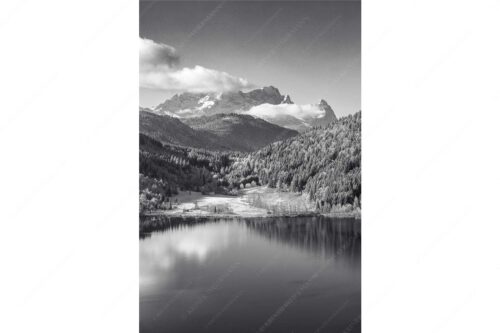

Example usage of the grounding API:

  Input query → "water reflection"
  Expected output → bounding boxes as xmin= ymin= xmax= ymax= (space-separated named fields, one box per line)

xmin=244 ymin=216 xmax=361 ymax=258
xmin=140 ymin=217 xmax=361 ymax=333
xmin=140 ymin=221 xmax=233 ymax=291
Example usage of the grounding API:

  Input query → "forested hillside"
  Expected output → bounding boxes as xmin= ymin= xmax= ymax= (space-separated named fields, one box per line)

xmin=225 ymin=112 xmax=361 ymax=212
xmin=139 ymin=134 xmax=233 ymax=212
xmin=139 ymin=112 xmax=361 ymax=215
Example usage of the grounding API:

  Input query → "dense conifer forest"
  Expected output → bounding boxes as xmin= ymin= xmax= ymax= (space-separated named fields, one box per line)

xmin=139 ymin=134 xmax=233 ymax=212
xmin=225 ymin=112 xmax=361 ymax=211
xmin=139 ymin=112 xmax=361 ymax=214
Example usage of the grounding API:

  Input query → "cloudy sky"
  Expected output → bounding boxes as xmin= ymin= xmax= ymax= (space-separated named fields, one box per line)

xmin=140 ymin=1 xmax=360 ymax=117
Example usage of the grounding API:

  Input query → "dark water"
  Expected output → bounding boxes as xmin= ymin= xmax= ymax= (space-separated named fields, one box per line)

xmin=140 ymin=217 xmax=361 ymax=333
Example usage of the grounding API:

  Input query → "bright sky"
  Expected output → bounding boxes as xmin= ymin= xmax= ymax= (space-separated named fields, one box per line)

xmin=140 ymin=1 xmax=360 ymax=117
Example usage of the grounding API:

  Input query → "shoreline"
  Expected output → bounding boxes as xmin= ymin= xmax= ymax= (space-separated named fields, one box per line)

xmin=140 ymin=186 xmax=360 ymax=230
xmin=141 ymin=210 xmax=360 ymax=219
xmin=139 ymin=211 xmax=360 ymax=235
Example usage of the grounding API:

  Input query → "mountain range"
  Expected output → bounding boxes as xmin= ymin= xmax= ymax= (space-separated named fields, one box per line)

xmin=150 ymin=86 xmax=337 ymax=131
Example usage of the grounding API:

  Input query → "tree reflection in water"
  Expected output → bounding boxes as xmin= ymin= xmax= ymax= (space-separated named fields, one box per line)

xmin=141 ymin=216 xmax=360 ymax=260
xmin=243 ymin=217 xmax=360 ymax=259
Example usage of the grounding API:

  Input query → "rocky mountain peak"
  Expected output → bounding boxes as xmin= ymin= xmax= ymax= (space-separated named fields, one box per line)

xmin=262 ymin=86 xmax=281 ymax=96
xmin=149 ymin=86 xmax=339 ymax=130
xmin=282 ymin=94 xmax=293 ymax=104
xmin=312 ymin=99 xmax=337 ymax=126
xmin=319 ymin=99 xmax=330 ymax=107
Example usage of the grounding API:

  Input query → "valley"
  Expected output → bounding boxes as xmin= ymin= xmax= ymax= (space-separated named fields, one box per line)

xmin=139 ymin=86 xmax=360 ymax=220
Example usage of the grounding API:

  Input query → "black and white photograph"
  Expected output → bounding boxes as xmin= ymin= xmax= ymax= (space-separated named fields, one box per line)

xmin=3 ymin=0 xmax=500 ymax=332
xmin=139 ymin=1 xmax=360 ymax=332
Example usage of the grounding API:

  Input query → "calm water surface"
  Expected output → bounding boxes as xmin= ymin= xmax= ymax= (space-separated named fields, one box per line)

xmin=140 ymin=217 xmax=361 ymax=333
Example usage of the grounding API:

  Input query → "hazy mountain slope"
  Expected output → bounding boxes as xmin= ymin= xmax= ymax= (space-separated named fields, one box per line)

xmin=182 ymin=113 xmax=298 ymax=152
xmin=140 ymin=111 xmax=230 ymax=150
xmin=140 ymin=110 xmax=298 ymax=152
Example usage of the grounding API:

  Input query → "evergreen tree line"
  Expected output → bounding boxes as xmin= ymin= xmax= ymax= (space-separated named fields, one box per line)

xmin=224 ymin=112 xmax=361 ymax=210
xmin=139 ymin=112 xmax=361 ymax=213
xmin=139 ymin=134 xmax=232 ymax=212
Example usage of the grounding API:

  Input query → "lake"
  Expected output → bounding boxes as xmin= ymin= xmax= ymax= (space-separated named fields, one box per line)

xmin=140 ymin=216 xmax=361 ymax=333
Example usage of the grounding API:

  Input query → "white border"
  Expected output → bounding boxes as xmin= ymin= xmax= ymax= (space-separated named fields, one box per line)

xmin=0 ymin=1 xmax=138 ymax=332
xmin=363 ymin=0 xmax=500 ymax=332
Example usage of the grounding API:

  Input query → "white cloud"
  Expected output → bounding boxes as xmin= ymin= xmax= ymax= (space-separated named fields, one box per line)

xmin=140 ymin=37 xmax=179 ymax=70
xmin=245 ymin=103 xmax=325 ymax=121
xmin=140 ymin=38 xmax=254 ymax=93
